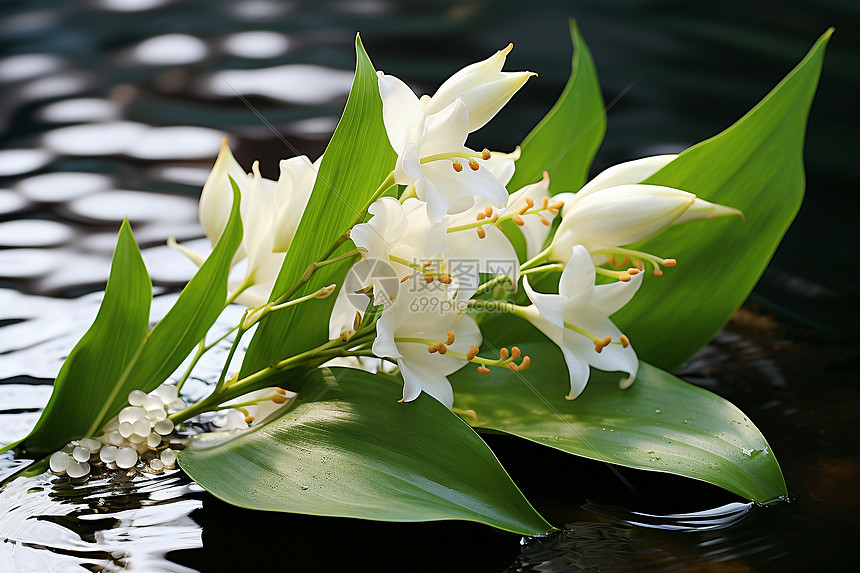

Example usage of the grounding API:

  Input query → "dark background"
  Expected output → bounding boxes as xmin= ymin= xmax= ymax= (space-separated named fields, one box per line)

xmin=1 ymin=1 xmax=857 ymax=571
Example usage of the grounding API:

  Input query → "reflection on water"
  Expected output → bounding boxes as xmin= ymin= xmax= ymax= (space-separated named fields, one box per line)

xmin=0 ymin=460 xmax=203 ymax=573
xmin=0 ymin=0 xmax=856 ymax=571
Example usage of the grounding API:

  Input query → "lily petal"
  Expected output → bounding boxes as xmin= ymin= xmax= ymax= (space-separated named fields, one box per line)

xmin=427 ymin=44 xmax=534 ymax=132
xmin=199 ymin=139 xmax=251 ymax=248
xmin=674 ymin=197 xmax=744 ymax=225
xmin=561 ymin=184 xmax=694 ymax=249
xmin=576 ymin=154 xmax=677 ymax=200
xmin=522 ymin=278 xmax=567 ymax=329
xmin=377 ymin=71 xmax=425 ymax=153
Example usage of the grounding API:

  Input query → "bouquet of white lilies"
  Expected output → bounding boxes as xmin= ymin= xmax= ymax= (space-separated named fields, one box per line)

xmin=1 ymin=23 xmax=831 ymax=535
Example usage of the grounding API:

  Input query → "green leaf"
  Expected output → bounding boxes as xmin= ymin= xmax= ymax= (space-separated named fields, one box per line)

xmin=240 ymin=35 xmax=397 ymax=378
xmin=611 ymin=30 xmax=831 ymax=370
xmin=178 ymin=368 xmax=553 ymax=535
xmin=101 ymin=179 xmax=244 ymax=417
xmin=507 ymin=20 xmax=605 ymax=194
xmin=450 ymin=328 xmax=787 ymax=504
xmin=10 ymin=220 xmax=152 ymax=454
xmin=5 ymin=183 xmax=244 ymax=456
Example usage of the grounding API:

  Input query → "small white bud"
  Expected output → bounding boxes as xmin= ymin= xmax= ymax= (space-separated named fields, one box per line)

xmin=72 ymin=446 xmax=90 ymax=462
xmin=119 ymin=406 xmax=146 ymax=424
xmin=167 ymin=398 xmax=186 ymax=412
xmin=115 ymin=447 xmax=138 ymax=469
xmin=146 ymin=409 xmax=167 ymax=423
xmin=146 ymin=432 xmax=162 ymax=448
xmin=66 ymin=461 xmax=90 ymax=478
xmin=154 ymin=419 xmax=174 ymax=436
xmin=142 ymin=395 xmax=164 ymax=412
xmin=155 ymin=384 xmax=179 ymax=403
xmin=99 ymin=445 xmax=118 ymax=463
xmin=128 ymin=390 xmax=147 ymax=407
xmin=49 ymin=451 xmax=71 ymax=473
xmin=118 ymin=422 xmax=134 ymax=438
xmin=79 ymin=438 xmax=101 ymax=452
xmin=149 ymin=458 xmax=165 ymax=472
xmin=132 ymin=418 xmax=151 ymax=437
xmin=160 ymin=448 xmax=177 ymax=468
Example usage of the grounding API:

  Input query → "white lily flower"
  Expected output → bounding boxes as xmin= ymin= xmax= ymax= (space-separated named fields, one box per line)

xmin=169 ymin=140 xmax=318 ymax=307
xmin=372 ymin=285 xmax=482 ymax=408
xmin=461 ymin=170 xmax=556 ymax=260
xmin=377 ymin=45 xmax=533 ymax=220
xmin=329 ymin=196 xmax=519 ymax=338
xmin=521 ymin=245 xmax=642 ymax=399
xmin=424 ymin=43 xmax=535 ymax=132
xmin=273 ymin=154 xmax=321 ymax=252
xmin=548 ymin=155 xmax=743 ymax=273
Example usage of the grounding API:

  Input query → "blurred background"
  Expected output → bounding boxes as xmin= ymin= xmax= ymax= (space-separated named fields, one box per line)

xmin=0 ymin=1 xmax=857 ymax=571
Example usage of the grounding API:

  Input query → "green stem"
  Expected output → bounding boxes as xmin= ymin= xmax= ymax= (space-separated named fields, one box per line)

xmin=168 ymin=332 xmax=376 ymax=424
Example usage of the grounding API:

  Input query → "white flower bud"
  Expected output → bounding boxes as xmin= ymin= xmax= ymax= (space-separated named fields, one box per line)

xmin=49 ymin=451 xmax=71 ymax=473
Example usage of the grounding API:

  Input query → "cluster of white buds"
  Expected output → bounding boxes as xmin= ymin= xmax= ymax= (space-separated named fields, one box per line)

xmin=48 ymin=382 xmax=183 ymax=478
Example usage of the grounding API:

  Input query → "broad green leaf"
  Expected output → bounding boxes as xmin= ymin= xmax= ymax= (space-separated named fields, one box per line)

xmin=240 ymin=35 xmax=397 ymax=378
xmin=178 ymin=368 xmax=553 ymax=535
xmin=8 ymin=220 xmax=152 ymax=455
xmin=611 ymin=30 xmax=831 ymax=370
xmin=450 ymin=325 xmax=787 ymax=504
xmin=507 ymin=20 xmax=605 ymax=194
xmin=94 ymin=180 xmax=244 ymax=427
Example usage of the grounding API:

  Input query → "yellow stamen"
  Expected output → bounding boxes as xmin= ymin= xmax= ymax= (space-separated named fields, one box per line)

xmin=275 ymin=387 xmax=287 ymax=395
xmin=520 ymin=356 xmax=531 ymax=370
xmin=513 ymin=214 xmax=525 ymax=226
xmin=539 ymin=215 xmax=550 ymax=226
xmin=446 ymin=331 xmax=456 ymax=345
xmin=477 ymin=365 xmax=491 ymax=375
xmin=482 ymin=148 xmax=491 ymax=160
xmin=476 ymin=228 xmax=486 ymax=239
xmin=476 ymin=211 xmax=486 ymax=221
xmin=353 ymin=311 xmax=362 ymax=331
xmin=400 ymin=275 xmax=410 ymax=283
xmin=620 ymin=335 xmax=630 ymax=348
xmin=466 ymin=344 xmax=480 ymax=361
xmin=484 ymin=205 xmax=494 ymax=218
xmin=424 ymin=274 xmax=434 ymax=283
xmin=272 ymin=395 xmax=287 ymax=404
xmin=663 ymin=258 xmax=677 ymax=267
xmin=511 ymin=346 xmax=521 ymax=359
xmin=244 ymin=415 xmax=255 ymax=424
xmin=500 ymin=348 xmax=509 ymax=360
xmin=452 ymin=160 xmax=463 ymax=172
xmin=508 ymin=362 xmax=519 ymax=372
xmin=468 ymin=158 xmax=479 ymax=171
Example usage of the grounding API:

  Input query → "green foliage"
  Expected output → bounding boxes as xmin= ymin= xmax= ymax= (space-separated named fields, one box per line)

xmin=94 ymin=178 xmax=244 ymax=425
xmin=451 ymin=321 xmax=787 ymax=503
xmin=612 ymin=30 xmax=831 ymax=370
xmin=507 ymin=20 xmax=605 ymax=194
xmin=8 ymin=220 xmax=151 ymax=455
xmin=240 ymin=35 xmax=397 ymax=378
xmin=10 ymin=184 xmax=244 ymax=455
xmin=178 ymin=368 xmax=553 ymax=535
